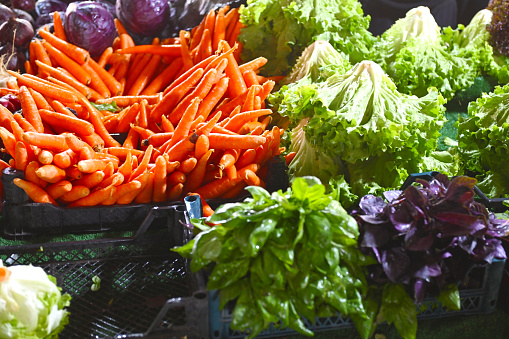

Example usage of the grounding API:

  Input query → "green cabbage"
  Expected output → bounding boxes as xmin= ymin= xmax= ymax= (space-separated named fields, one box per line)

xmin=372 ymin=6 xmax=477 ymax=100
xmin=0 ymin=262 xmax=71 ymax=339
xmin=457 ymin=83 xmax=509 ymax=198
xmin=238 ymin=0 xmax=374 ymax=76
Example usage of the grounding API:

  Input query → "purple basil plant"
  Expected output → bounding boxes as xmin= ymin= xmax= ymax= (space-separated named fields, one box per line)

xmin=353 ymin=174 xmax=509 ymax=305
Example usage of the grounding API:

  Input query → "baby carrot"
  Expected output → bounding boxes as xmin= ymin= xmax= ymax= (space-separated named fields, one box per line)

xmin=71 ymin=171 xmax=105 ymax=188
xmin=166 ymin=97 xmax=200 ymax=149
xmin=6 ymin=71 xmax=80 ymax=103
xmin=67 ymin=185 xmax=116 ymax=207
xmin=42 ymin=41 xmax=91 ymax=85
xmin=117 ymin=170 xmax=150 ymax=204
xmin=164 ymin=133 xmax=198 ymax=163
xmin=115 ymin=102 xmax=139 ymax=133
xmin=14 ymin=141 xmax=28 ymax=171
xmin=197 ymin=77 xmax=229 ymax=120
xmin=131 ymin=144 xmax=153 ymax=179
xmin=31 ymin=39 xmax=53 ymax=77
xmin=178 ymin=156 xmax=198 ymax=174
xmin=37 ymin=149 xmax=54 ymax=165
xmin=141 ymin=57 xmax=183 ymax=95
xmin=223 ymin=109 xmax=272 ymax=133
xmin=36 ymin=164 xmax=66 ymax=183
xmin=207 ymin=133 xmax=266 ymax=150
xmin=97 ymin=47 xmax=113 ymax=68
xmin=106 ymin=146 xmax=144 ymax=158
xmin=134 ymin=171 xmax=155 ymax=204
xmin=87 ymin=58 xmax=123 ymax=97
xmin=59 ymin=185 xmax=91 ymax=203
xmin=25 ymin=161 xmax=44 ymax=186
xmin=13 ymin=178 xmax=58 ymax=205
xmin=46 ymin=180 xmax=72 ymax=200
xmin=81 ymin=62 xmax=110 ymax=98
xmin=221 ymin=42 xmax=247 ymax=97
xmin=53 ymin=149 xmax=76 ymax=168
xmin=23 ymin=132 xmax=68 ymax=152
xmin=101 ymin=180 xmax=142 ymax=205
xmin=66 ymin=166 xmax=83 ymax=180
xmin=167 ymin=183 xmax=184 ymax=201
xmin=77 ymin=159 xmax=108 ymax=173
xmin=52 ymin=11 xmax=67 ymax=41
xmin=13 ymin=114 xmax=36 ymax=133
xmin=185 ymin=149 xmax=213 ymax=193
xmin=238 ymin=57 xmax=268 ymax=75
xmin=212 ymin=8 xmax=226 ymax=52
xmin=160 ymin=114 xmax=174 ymax=133
xmin=38 ymin=109 xmax=95 ymax=136
xmin=194 ymin=134 xmax=209 ymax=160
xmin=152 ymin=155 xmax=167 ymax=203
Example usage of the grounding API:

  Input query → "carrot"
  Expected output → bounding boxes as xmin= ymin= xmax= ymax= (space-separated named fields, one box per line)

xmin=124 ymin=53 xmax=153 ymax=94
xmin=185 ymin=149 xmax=213 ymax=193
xmin=179 ymin=30 xmax=194 ymax=72
xmin=106 ymin=146 xmax=144 ymax=159
xmin=95 ymin=152 xmax=120 ymax=168
xmin=71 ymin=170 xmax=105 ymax=188
xmin=131 ymin=144 xmax=153 ymax=179
xmin=220 ymin=42 xmax=247 ymax=98
xmin=13 ymin=178 xmax=57 ymax=205
xmin=46 ymin=180 xmax=72 ymax=200
xmin=59 ymin=185 xmax=91 ymax=203
xmin=12 ymin=114 xmax=35 ymax=134
xmin=166 ymin=97 xmax=200 ymax=149
xmin=116 ymin=45 xmax=182 ymax=56
xmin=190 ymin=174 xmax=235 ymax=199
xmin=165 ymin=133 xmax=198 ymax=162
xmin=35 ymin=164 xmax=66 ymax=183
xmin=220 ymin=181 xmax=247 ymax=199
xmin=178 ymin=156 xmax=198 ymax=174
xmin=38 ymin=29 xmax=90 ymax=65
xmin=14 ymin=141 xmax=28 ymax=171
xmin=207 ymin=133 xmax=266 ymax=150
xmin=67 ymin=185 xmax=116 ymax=207
xmin=0 ymin=104 xmax=16 ymax=133
xmin=38 ymin=109 xmax=95 ymax=136
xmin=95 ymin=172 xmax=124 ymax=189
xmin=160 ymin=114 xmax=174 ymax=133
xmin=18 ymin=86 xmax=45 ymax=133
xmin=142 ymin=132 xmax=173 ymax=147
xmin=31 ymin=39 xmax=53 ymax=78
xmin=150 ymin=68 xmax=204 ymax=123
xmin=187 ymin=192 xmax=214 ymax=217
xmin=194 ymin=29 xmax=213 ymax=63
xmin=194 ymin=134 xmax=210 ymax=160
xmin=77 ymin=159 xmax=108 ymax=173
xmin=23 ymin=132 xmax=68 ymax=152
xmin=196 ymin=77 xmax=228 ymax=121
xmin=28 ymin=41 xmax=38 ymax=75
xmin=151 ymin=155 xmax=167 ymax=202
xmin=234 ymin=148 xmax=256 ymax=169
xmin=37 ymin=149 xmax=53 ymax=165
xmin=141 ymin=57 xmax=184 ymax=95
xmin=81 ymin=62 xmax=110 ymax=98
xmin=53 ymin=149 xmax=76 ymax=168
xmin=63 ymin=133 xmax=86 ymax=153
xmin=25 ymin=161 xmax=45 ymax=187
xmin=228 ymin=20 xmax=244 ymax=51
xmin=87 ymin=58 xmax=123 ymax=97
xmin=101 ymin=180 xmax=142 ymax=205
xmin=50 ymin=100 xmax=76 ymax=117
xmin=42 ymin=41 xmax=91 ymax=85
xmin=122 ymin=128 xmax=139 ymax=149
xmin=212 ymin=8 xmax=226 ymax=52
xmin=211 ymin=85 xmax=262 ymax=119
xmin=225 ymin=164 xmax=238 ymax=181
xmin=116 ymin=102 xmax=139 ymax=133
xmin=238 ymin=57 xmax=268 ymax=75
xmin=259 ymin=80 xmax=276 ymax=102
xmin=116 ymin=170 xmax=150 ymax=204
xmin=134 ymin=171 xmax=154 ymax=203
xmin=95 ymin=94 xmax=162 ymax=107
xmin=224 ymin=109 xmax=272 ymax=133
xmin=167 ymin=183 xmax=184 ymax=201
xmin=0 ymin=127 xmax=16 ymax=156
xmin=10 ymin=120 xmax=24 ymax=142
xmin=35 ymin=62 xmax=93 ymax=99
xmin=114 ymin=18 xmax=128 ymax=35
xmin=167 ymin=170 xmax=186 ymax=187
xmin=219 ymin=148 xmax=240 ymax=171
xmin=224 ymin=7 xmax=239 ymax=32
xmin=120 ymin=33 xmax=135 ymax=49
xmin=97 ymin=47 xmax=113 ymax=68
xmin=52 ymin=11 xmax=67 ymax=41
xmin=168 ymin=69 xmax=217 ymax=125
xmin=77 ymin=95 xmax=121 ymax=147
xmin=242 ymin=169 xmax=263 ymax=187
xmin=129 ymin=124 xmax=154 ymax=140
xmin=136 ymin=99 xmax=149 ymax=129
xmin=163 ymin=55 xmax=216 ymax=97
xmin=66 ymin=166 xmax=82 ymax=180
xmin=242 ymin=70 xmax=259 ymax=88
xmin=6 ymin=71 xmax=80 ymax=103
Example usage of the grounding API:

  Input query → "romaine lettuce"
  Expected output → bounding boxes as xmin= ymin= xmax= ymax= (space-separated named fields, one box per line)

xmin=0 ymin=262 xmax=71 ymax=339
xmin=238 ymin=0 xmax=374 ymax=76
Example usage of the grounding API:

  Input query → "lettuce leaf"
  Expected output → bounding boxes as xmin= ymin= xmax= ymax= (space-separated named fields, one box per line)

xmin=372 ymin=6 xmax=477 ymax=100
xmin=238 ymin=0 xmax=374 ymax=76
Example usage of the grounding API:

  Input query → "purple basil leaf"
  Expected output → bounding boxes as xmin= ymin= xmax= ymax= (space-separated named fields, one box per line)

xmin=444 ymin=177 xmax=476 ymax=205
xmin=388 ymin=202 xmax=417 ymax=233
xmin=403 ymin=186 xmax=428 ymax=214
xmin=456 ymin=236 xmax=477 ymax=255
xmin=414 ymin=262 xmax=442 ymax=280
xmin=414 ymin=278 xmax=427 ymax=305
xmin=360 ymin=224 xmax=393 ymax=248
xmin=486 ymin=215 xmax=509 ymax=238
xmin=473 ymin=238 xmax=507 ymax=263
xmin=358 ymin=214 xmax=387 ymax=224
xmin=383 ymin=190 xmax=402 ymax=203
xmin=381 ymin=248 xmax=411 ymax=283
xmin=404 ymin=226 xmax=434 ymax=251
xmin=359 ymin=195 xmax=386 ymax=215
xmin=428 ymin=178 xmax=447 ymax=197
xmin=435 ymin=213 xmax=485 ymax=237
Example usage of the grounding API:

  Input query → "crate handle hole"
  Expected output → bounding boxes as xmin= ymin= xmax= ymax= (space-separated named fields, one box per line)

xmin=193 ymin=291 xmax=207 ymax=299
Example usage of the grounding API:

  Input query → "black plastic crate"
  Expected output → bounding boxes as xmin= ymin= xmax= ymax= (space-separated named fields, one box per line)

xmin=0 ymin=205 xmax=209 ymax=339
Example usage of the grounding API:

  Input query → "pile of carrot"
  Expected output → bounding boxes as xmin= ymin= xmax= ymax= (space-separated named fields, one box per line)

xmin=0 ymin=5 xmax=289 ymax=214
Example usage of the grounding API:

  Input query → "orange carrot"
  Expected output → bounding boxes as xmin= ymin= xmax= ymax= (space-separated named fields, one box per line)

xmin=95 ymin=94 xmax=161 ymax=107
xmin=141 ymin=57 xmax=183 ymax=95
xmin=152 ymin=155 xmax=167 ymax=202
xmin=197 ymin=76 xmax=229 ymax=120
xmin=13 ymin=178 xmax=57 ymax=205
xmin=117 ymin=151 xmax=132 ymax=180
xmin=242 ymin=70 xmax=259 ymax=88
xmin=77 ymin=159 xmax=108 ymax=173
xmin=134 ymin=171 xmax=155 ymax=204
xmin=167 ymin=170 xmax=186 ymax=187
xmin=234 ymin=148 xmax=256 ymax=169
xmin=194 ymin=29 xmax=213 ymax=63
xmin=242 ymin=169 xmax=263 ymax=186
xmin=23 ymin=132 xmax=68 ymax=152
xmin=46 ymin=180 xmax=72 ymax=199
xmin=194 ymin=134 xmax=210 ymax=160
xmin=211 ymin=85 xmax=262 ymax=119
xmin=37 ymin=149 xmax=53 ymax=165
xmin=142 ymin=132 xmax=173 ymax=147
xmin=212 ymin=8 xmax=226 ymax=52
xmin=117 ymin=170 xmax=150 ymax=204
xmin=166 ymin=97 xmax=201 ymax=149
xmin=131 ymin=144 xmax=153 ymax=178
xmin=167 ymin=183 xmax=184 ymax=201
xmin=95 ymin=172 xmax=124 ymax=188
xmin=150 ymin=68 xmax=204 ymax=123
xmin=71 ymin=171 xmax=105 ymax=188
xmin=14 ymin=141 xmax=28 ymax=171
xmin=65 ymin=166 xmax=82 ymax=180
xmin=42 ymin=41 xmax=91 ymax=85
xmin=6 ymin=71 xmax=80 ymax=103
xmin=101 ymin=180 xmax=142 ymax=205
xmin=53 ymin=149 xmax=76 ymax=168
xmin=160 ymin=114 xmax=175 ymax=133
xmin=18 ymin=86 xmax=45 ymax=133
xmin=38 ymin=109 xmax=95 ymax=136
xmin=52 ymin=11 xmax=67 ymax=41
xmin=219 ymin=148 xmax=240 ymax=171
xmin=178 ymin=156 xmax=198 ymax=174
xmin=28 ymin=88 xmax=53 ymax=111
xmin=67 ymin=185 xmax=116 ymax=207
xmin=164 ymin=133 xmax=198 ymax=162
xmin=238 ymin=57 xmax=268 ymax=75
xmin=223 ymin=109 xmax=272 ymax=133
xmin=115 ymin=102 xmax=139 ymax=133
xmin=179 ymin=30 xmax=194 ymax=72
xmin=97 ymin=47 xmax=113 ymax=68
xmin=207 ymin=133 xmax=266 ymax=150
xmin=24 ymin=161 xmax=45 ymax=187
xmin=116 ymin=45 xmax=182 ymax=56
xmin=59 ymin=185 xmax=91 ymax=203
xmin=87 ymin=58 xmax=123 ymax=97
xmin=221 ymin=42 xmax=247 ymax=97
xmin=124 ymin=53 xmax=153 ymax=94
xmin=77 ymin=95 xmax=120 ymax=147
xmin=163 ymin=55 xmax=216 ymax=96
xmin=31 ymin=39 xmax=53 ymax=77
xmin=106 ymin=146 xmax=144 ymax=158
xmin=185 ymin=149 xmax=213 ymax=193
xmin=0 ymin=127 xmax=17 ymax=156
xmin=38 ymin=29 xmax=90 ymax=65
xmin=50 ymin=100 xmax=76 ymax=117
xmin=81 ymin=62 xmax=110 ymax=98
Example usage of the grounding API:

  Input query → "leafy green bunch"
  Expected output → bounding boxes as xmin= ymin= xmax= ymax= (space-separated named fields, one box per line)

xmin=174 ymin=177 xmax=376 ymax=338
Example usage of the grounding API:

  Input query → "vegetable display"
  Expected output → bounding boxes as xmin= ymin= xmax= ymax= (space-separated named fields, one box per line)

xmin=0 ymin=260 xmax=71 ymax=338
xmin=352 ymin=174 xmax=509 ymax=339
xmin=457 ymin=82 xmax=509 ymax=198
xmin=175 ymin=176 xmax=376 ymax=339
xmin=238 ymin=0 xmax=375 ymax=76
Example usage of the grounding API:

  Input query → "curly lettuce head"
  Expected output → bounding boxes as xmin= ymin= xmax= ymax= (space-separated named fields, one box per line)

xmin=372 ymin=6 xmax=478 ymax=99
xmin=0 ymin=262 xmax=71 ymax=339
xmin=457 ymin=83 xmax=509 ymax=197
xmin=239 ymin=0 xmax=374 ymax=76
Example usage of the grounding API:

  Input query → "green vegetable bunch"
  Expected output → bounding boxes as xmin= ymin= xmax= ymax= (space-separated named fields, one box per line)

xmin=238 ymin=0 xmax=374 ymax=76
xmin=457 ymin=83 xmax=509 ymax=198
xmin=372 ymin=6 xmax=477 ymax=100
xmin=174 ymin=177 xmax=376 ymax=338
